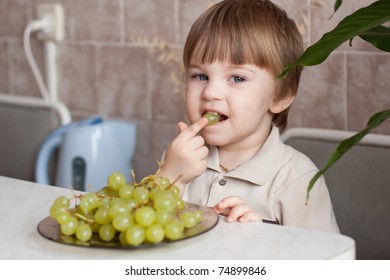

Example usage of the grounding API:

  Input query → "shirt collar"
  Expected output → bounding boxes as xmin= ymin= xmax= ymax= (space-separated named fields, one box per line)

xmin=207 ymin=126 xmax=284 ymax=186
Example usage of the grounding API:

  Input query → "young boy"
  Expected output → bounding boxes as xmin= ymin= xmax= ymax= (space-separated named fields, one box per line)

xmin=159 ymin=0 xmax=339 ymax=232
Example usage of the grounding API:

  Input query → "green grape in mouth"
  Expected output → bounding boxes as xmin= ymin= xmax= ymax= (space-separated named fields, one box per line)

xmin=48 ymin=170 xmax=204 ymax=245
xmin=203 ymin=112 xmax=220 ymax=125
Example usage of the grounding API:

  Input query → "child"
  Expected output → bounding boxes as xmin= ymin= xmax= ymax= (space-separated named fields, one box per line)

xmin=159 ymin=0 xmax=339 ymax=233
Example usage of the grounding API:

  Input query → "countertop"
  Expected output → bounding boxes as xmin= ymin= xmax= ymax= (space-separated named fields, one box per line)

xmin=0 ymin=176 xmax=355 ymax=260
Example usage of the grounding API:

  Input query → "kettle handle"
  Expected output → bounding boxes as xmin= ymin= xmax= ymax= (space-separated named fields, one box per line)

xmin=35 ymin=135 xmax=62 ymax=185
xmin=34 ymin=115 xmax=104 ymax=185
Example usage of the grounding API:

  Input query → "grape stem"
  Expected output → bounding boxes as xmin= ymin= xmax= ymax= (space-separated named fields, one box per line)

xmin=74 ymin=212 xmax=95 ymax=223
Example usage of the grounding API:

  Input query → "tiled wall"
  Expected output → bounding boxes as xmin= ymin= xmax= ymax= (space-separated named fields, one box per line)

xmin=0 ymin=0 xmax=389 ymax=179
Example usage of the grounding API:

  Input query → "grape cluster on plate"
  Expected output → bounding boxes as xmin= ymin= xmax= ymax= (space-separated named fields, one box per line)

xmin=49 ymin=171 xmax=203 ymax=246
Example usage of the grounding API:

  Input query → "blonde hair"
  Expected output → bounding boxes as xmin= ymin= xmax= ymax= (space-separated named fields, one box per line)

xmin=183 ymin=0 xmax=303 ymax=130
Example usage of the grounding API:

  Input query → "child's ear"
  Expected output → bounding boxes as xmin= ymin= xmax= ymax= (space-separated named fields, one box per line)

xmin=270 ymin=90 xmax=295 ymax=114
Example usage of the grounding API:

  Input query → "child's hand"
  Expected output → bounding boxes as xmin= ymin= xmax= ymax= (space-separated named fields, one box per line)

xmin=213 ymin=196 xmax=261 ymax=223
xmin=159 ymin=117 xmax=209 ymax=188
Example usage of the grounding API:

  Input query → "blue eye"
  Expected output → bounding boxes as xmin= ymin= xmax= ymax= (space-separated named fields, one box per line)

xmin=231 ymin=76 xmax=246 ymax=83
xmin=191 ymin=74 xmax=208 ymax=81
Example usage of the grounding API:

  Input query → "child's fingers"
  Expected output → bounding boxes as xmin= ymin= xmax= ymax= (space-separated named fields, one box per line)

xmin=181 ymin=117 xmax=208 ymax=138
xmin=238 ymin=211 xmax=262 ymax=223
xmin=212 ymin=196 xmax=244 ymax=215
xmin=215 ymin=196 xmax=244 ymax=210
xmin=225 ymin=203 xmax=252 ymax=222
xmin=177 ymin=122 xmax=188 ymax=133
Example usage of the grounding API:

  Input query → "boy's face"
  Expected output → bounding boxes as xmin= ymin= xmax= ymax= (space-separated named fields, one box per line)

xmin=185 ymin=61 xmax=285 ymax=149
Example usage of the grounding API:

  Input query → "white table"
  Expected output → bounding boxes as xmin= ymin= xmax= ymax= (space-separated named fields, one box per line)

xmin=0 ymin=176 xmax=355 ymax=260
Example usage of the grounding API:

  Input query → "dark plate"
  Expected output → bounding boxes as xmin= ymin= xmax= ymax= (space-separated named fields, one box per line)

xmin=37 ymin=203 xmax=219 ymax=249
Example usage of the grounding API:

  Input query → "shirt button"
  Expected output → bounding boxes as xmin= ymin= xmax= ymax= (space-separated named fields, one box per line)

xmin=219 ymin=178 xmax=227 ymax=186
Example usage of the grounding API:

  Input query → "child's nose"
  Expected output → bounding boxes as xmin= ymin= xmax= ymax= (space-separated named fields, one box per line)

xmin=202 ymin=81 xmax=223 ymax=101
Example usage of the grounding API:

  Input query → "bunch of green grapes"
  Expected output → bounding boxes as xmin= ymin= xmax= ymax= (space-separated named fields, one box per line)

xmin=49 ymin=171 xmax=203 ymax=246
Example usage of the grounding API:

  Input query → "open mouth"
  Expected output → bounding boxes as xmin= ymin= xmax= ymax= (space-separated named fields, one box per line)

xmin=204 ymin=111 xmax=228 ymax=123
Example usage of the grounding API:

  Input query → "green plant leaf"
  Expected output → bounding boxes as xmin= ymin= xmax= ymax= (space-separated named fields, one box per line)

xmin=358 ymin=25 xmax=390 ymax=52
xmin=329 ymin=0 xmax=343 ymax=20
xmin=306 ymin=108 xmax=390 ymax=204
xmin=277 ymin=0 xmax=390 ymax=79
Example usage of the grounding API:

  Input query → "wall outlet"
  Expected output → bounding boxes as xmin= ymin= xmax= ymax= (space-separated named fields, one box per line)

xmin=36 ymin=3 xmax=65 ymax=42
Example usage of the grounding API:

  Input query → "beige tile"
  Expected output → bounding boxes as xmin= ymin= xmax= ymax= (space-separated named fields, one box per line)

xmin=288 ymin=52 xmax=347 ymax=130
xmin=57 ymin=43 xmax=97 ymax=111
xmin=125 ymin=0 xmax=176 ymax=43
xmin=0 ymin=42 xmax=9 ymax=93
xmin=347 ymin=53 xmax=390 ymax=134
xmin=74 ymin=0 xmax=121 ymax=41
xmin=149 ymin=46 xmax=186 ymax=122
xmin=0 ymin=0 xmax=28 ymax=36
xmin=178 ymin=0 xmax=216 ymax=44
xmin=273 ymin=0 xmax=310 ymax=45
xmin=96 ymin=45 xmax=150 ymax=119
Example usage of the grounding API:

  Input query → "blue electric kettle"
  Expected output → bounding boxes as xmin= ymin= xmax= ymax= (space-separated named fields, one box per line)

xmin=35 ymin=116 xmax=137 ymax=191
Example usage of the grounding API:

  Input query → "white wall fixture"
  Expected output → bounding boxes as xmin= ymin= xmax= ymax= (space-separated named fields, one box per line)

xmin=23 ymin=3 xmax=65 ymax=101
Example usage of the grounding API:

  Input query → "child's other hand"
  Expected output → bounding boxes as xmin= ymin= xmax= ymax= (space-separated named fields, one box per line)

xmin=160 ymin=117 xmax=209 ymax=188
xmin=213 ymin=196 xmax=261 ymax=223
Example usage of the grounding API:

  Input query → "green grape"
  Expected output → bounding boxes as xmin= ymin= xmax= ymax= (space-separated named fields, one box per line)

xmin=50 ymin=204 xmax=67 ymax=219
xmin=108 ymin=199 xmax=130 ymax=219
xmin=134 ymin=206 xmax=155 ymax=227
xmin=107 ymin=172 xmax=126 ymax=191
xmin=170 ymin=185 xmax=180 ymax=197
xmin=164 ymin=219 xmax=184 ymax=240
xmin=99 ymin=224 xmax=116 ymax=241
xmin=99 ymin=197 xmax=111 ymax=208
xmin=176 ymin=197 xmax=185 ymax=210
xmin=118 ymin=183 xmax=134 ymax=199
xmin=53 ymin=196 xmax=70 ymax=208
xmin=112 ymin=214 xmax=132 ymax=232
xmin=76 ymin=222 xmax=92 ymax=241
xmin=60 ymin=216 xmax=78 ymax=236
xmin=125 ymin=225 xmax=145 ymax=246
xmin=153 ymin=190 xmax=176 ymax=212
xmin=79 ymin=193 xmax=99 ymax=213
xmin=125 ymin=199 xmax=138 ymax=211
xmin=146 ymin=224 xmax=165 ymax=243
xmin=90 ymin=222 xmax=101 ymax=233
xmin=180 ymin=212 xmax=197 ymax=228
xmin=155 ymin=210 xmax=173 ymax=226
xmin=156 ymin=177 xmax=170 ymax=190
xmin=94 ymin=207 xmax=111 ymax=224
xmin=119 ymin=231 xmax=129 ymax=245
xmin=203 ymin=112 xmax=220 ymax=125
xmin=97 ymin=186 xmax=118 ymax=197
xmin=56 ymin=210 xmax=71 ymax=225
xmin=149 ymin=188 xmax=163 ymax=201
xmin=133 ymin=186 xmax=149 ymax=205
xmin=193 ymin=210 xmax=203 ymax=223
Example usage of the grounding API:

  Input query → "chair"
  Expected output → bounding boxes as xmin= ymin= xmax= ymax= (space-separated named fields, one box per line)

xmin=0 ymin=93 xmax=71 ymax=182
xmin=281 ymin=127 xmax=390 ymax=260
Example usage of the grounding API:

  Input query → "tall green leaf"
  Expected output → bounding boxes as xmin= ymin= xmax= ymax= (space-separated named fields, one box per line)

xmin=358 ymin=25 xmax=390 ymax=52
xmin=305 ymin=109 xmax=390 ymax=204
xmin=278 ymin=0 xmax=390 ymax=79
xmin=329 ymin=0 xmax=343 ymax=20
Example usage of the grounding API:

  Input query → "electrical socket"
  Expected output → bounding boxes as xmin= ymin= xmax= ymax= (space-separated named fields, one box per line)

xmin=36 ymin=3 xmax=64 ymax=42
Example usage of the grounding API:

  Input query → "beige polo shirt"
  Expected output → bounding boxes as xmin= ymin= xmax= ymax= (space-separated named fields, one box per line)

xmin=182 ymin=126 xmax=340 ymax=233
